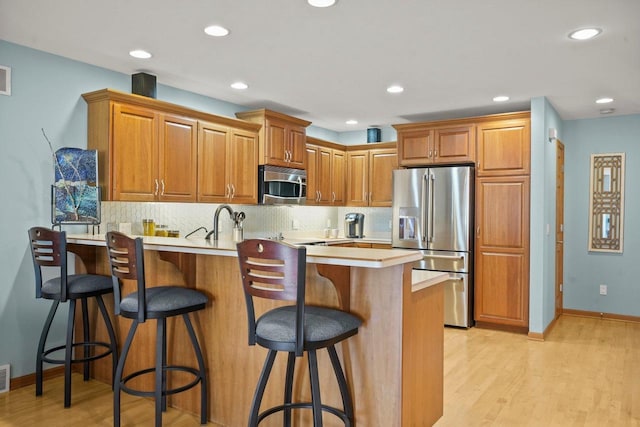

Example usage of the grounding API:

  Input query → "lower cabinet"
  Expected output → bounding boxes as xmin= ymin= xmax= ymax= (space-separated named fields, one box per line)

xmin=474 ymin=175 xmax=530 ymax=329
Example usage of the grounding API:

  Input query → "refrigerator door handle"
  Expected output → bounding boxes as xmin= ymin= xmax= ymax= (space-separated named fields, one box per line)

xmin=428 ymin=172 xmax=435 ymax=243
xmin=421 ymin=173 xmax=428 ymax=242
xmin=426 ymin=254 xmax=465 ymax=261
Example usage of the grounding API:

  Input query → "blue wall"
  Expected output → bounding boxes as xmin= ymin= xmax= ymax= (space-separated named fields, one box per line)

xmin=0 ymin=40 xmax=342 ymax=378
xmin=2 ymin=39 xmax=639 ymax=379
xmin=563 ymin=115 xmax=640 ymax=315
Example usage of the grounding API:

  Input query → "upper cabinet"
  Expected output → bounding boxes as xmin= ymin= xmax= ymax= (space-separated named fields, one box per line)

xmin=82 ymin=89 xmax=261 ymax=203
xmin=197 ymin=121 xmax=258 ymax=204
xmin=235 ymin=109 xmax=311 ymax=169
xmin=306 ymin=137 xmax=346 ymax=206
xmin=346 ymin=143 xmax=397 ymax=207
xmin=394 ymin=123 xmax=475 ymax=166
xmin=476 ymin=117 xmax=530 ymax=176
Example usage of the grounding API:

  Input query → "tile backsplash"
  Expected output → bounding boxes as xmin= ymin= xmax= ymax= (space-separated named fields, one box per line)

xmin=99 ymin=202 xmax=392 ymax=240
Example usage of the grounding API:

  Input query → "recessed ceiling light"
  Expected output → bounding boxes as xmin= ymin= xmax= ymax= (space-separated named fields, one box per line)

xmin=568 ymin=28 xmax=602 ymax=40
xmin=596 ymin=97 xmax=613 ymax=104
xmin=493 ymin=95 xmax=509 ymax=102
xmin=387 ymin=85 xmax=404 ymax=94
xmin=129 ymin=49 xmax=152 ymax=59
xmin=600 ymin=108 xmax=615 ymax=114
xmin=204 ymin=25 xmax=230 ymax=37
xmin=231 ymin=81 xmax=248 ymax=90
xmin=308 ymin=0 xmax=337 ymax=7
xmin=346 ymin=119 xmax=358 ymax=125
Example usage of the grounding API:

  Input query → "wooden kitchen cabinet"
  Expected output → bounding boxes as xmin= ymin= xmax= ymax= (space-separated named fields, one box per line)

xmin=473 ymin=112 xmax=531 ymax=331
xmin=236 ymin=109 xmax=311 ymax=169
xmin=83 ymin=89 xmax=261 ymax=202
xmin=197 ymin=121 xmax=258 ymax=204
xmin=476 ymin=117 xmax=530 ymax=176
xmin=306 ymin=137 xmax=346 ymax=205
xmin=109 ymin=103 xmax=197 ymax=202
xmin=395 ymin=123 xmax=475 ymax=166
xmin=475 ymin=176 xmax=530 ymax=330
xmin=346 ymin=143 xmax=397 ymax=207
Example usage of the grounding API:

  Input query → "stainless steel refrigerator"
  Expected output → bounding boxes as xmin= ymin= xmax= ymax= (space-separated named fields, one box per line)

xmin=392 ymin=166 xmax=474 ymax=327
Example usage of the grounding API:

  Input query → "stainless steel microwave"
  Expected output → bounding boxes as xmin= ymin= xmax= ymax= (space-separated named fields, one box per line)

xmin=258 ymin=165 xmax=307 ymax=205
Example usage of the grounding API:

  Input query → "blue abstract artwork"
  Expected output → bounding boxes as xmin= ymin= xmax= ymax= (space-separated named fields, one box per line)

xmin=51 ymin=148 xmax=100 ymax=224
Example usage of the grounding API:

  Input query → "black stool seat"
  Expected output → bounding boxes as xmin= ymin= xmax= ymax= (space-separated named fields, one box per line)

xmin=256 ymin=305 xmax=360 ymax=351
xmin=237 ymin=239 xmax=362 ymax=427
xmin=28 ymin=227 xmax=118 ymax=408
xmin=41 ymin=274 xmax=113 ymax=299
xmin=106 ymin=231 xmax=208 ymax=427
xmin=119 ymin=286 xmax=208 ymax=319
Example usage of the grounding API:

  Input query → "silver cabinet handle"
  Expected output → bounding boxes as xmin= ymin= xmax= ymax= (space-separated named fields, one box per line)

xmin=160 ymin=179 xmax=165 ymax=195
xmin=154 ymin=179 xmax=159 ymax=196
xmin=225 ymin=184 xmax=230 ymax=198
xmin=434 ymin=149 xmax=438 ymax=158
xmin=332 ymin=191 xmax=336 ymax=203
xmin=369 ymin=192 xmax=372 ymax=205
xmin=428 ymin=149 xmax=433 ymax=158
xmin=230 ymin=184 xmax=235 ymax=199
xmin=317 ymin=190 xmax=321 ymax=202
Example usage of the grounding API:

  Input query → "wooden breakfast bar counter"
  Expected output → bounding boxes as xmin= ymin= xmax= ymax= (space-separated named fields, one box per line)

xmin=66 ymin=234 xmax=447 ymax=426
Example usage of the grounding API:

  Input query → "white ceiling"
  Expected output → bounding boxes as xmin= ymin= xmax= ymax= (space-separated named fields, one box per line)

xmin=1 ymin=0 xmax=639 ymax=132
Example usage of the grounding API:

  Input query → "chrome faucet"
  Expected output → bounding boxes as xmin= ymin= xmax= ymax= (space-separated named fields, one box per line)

xmin=206 ymin=204 xmax=235 ymax=241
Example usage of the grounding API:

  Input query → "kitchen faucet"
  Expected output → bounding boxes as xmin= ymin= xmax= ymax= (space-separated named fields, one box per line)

xmin=206 ymin=204 xmax=235 ymax=241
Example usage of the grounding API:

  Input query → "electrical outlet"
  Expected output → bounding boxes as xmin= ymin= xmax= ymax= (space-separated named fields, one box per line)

xmin=292 ymin=219 xmax=300 ymax=230
xmin=599 ymin=284 xmax=607 ymax=295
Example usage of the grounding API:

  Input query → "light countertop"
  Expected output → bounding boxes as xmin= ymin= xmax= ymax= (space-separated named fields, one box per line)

xmin=67 ymin=234 xmax=420 ymax=269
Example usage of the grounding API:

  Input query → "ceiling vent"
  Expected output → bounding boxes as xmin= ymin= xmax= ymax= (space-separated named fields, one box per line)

xmin=0 ymin=364 xmax=9 ymax=393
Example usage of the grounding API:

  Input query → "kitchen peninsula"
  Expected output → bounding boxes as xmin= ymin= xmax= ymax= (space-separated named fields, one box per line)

xmin=66 ymin=234 xmax=447 ymax=426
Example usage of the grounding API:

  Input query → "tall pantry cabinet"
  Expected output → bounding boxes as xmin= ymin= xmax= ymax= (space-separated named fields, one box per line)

xmin=395 ymin=112 xmax=531 ymax=332
xmin=474 ymin=114 xmax=531 ymax=330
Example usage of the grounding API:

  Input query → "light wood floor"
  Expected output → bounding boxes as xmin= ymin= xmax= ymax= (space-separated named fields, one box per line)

xmin=2 ymin=315 xmax=639 ymax=426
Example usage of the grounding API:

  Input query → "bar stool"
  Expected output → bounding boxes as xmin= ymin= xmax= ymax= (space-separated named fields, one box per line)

xmin=105 ymin=231 xmax=208 ymax=427
xmin=28 ymin=226 xmax=118 ymax=408
xmin=236 ymin=239 xmax=362 ymax=426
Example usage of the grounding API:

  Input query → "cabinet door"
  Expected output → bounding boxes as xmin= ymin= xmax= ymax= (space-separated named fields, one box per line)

xmin=398 ymin=129 xmax=434 ymax=166
xmin=346 ymin=150 xmax=369 ymax=206
xmin=197 ymin=121 xmax=230 ymax=203
xmin=111 ymin=103 xmax=158 ymax=201
xmin=317 ymin=147 xmax=332 ymax=204
xmin=305 ymin=145 xmax=320 ymax=205
xmin=369 ymin=148 xmax=397 ymax=207
xmin=158 ymin=115 xmax=197 ymax=202
xmin=475 ymin=176 xmax=530 ymax=328
xmin=476 ymin=119 xmax=530 ymax=176
xmin=433 ymin=125 xmax=475 ymax=164
xmin=288 ymin=126 xmax=307 ymax=169
xmin=264 ymin=117 xmax=288 ymax=167
xmin=228 ymin=128 xmax=258 ymax=204
xmin=331 ymin=149 xmax=346 ymax=205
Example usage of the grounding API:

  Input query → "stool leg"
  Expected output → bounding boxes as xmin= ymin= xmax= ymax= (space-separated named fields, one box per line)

xmin=36 ymin=300 xmax=59 ymax=397
xmin=308 ymin=349 xmax=323 ymax=427
xmin=114 ymin=320 xmax=138 ymax=427
xmin=328 ymin=345 xmax=354 ymax=426
xmin=155 ymin=318 xmax=166 ymax=427
xmin=249 ymin=349 xmax=277 ymax=427
xmin=63 ymin=299 xmax=77 ymax=408
xmin=183 ymin=314 xmax=208 ymax=424
xmin=96 ymin=295 xmax=118 ymax=389
xmin=284 ymin=352 xmax=295 ymax=427
xmin=81 ymin=298 xmax=90 ymax=381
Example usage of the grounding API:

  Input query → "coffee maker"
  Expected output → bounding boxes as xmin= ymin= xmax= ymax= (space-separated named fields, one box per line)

xmin=344 ymin=213 xmax=365 ymax=238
